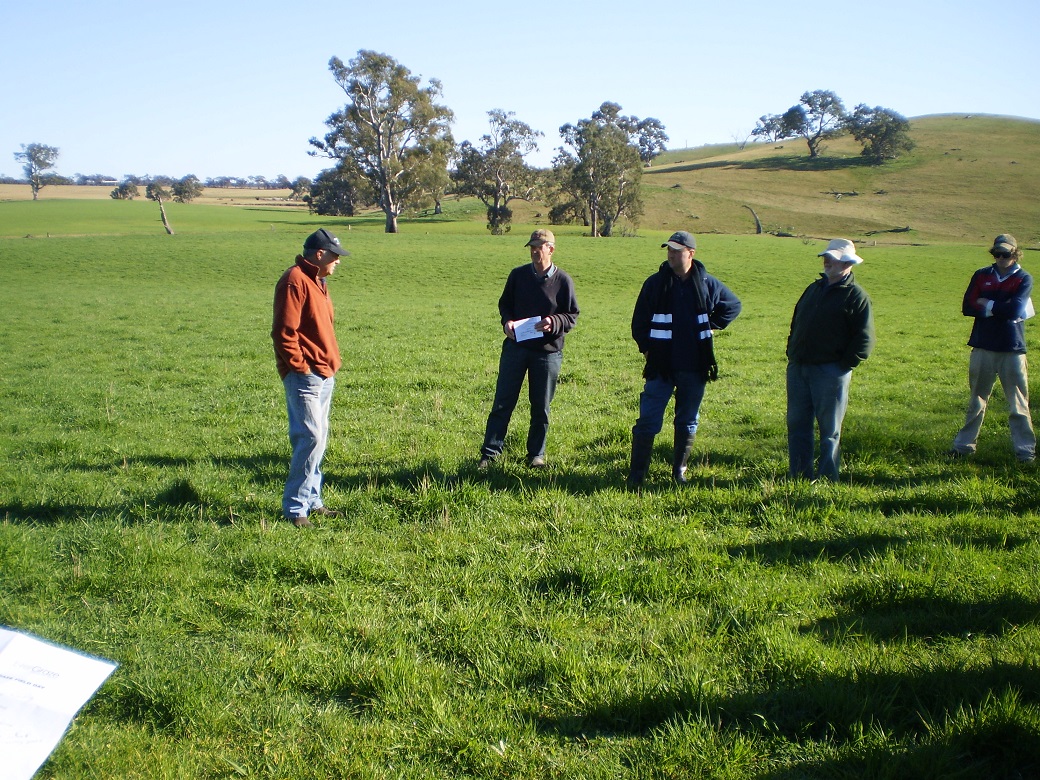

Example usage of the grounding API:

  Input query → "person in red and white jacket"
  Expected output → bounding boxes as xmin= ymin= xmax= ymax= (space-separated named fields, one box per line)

xmin=949 ymin=233 xmax=1036 ymax=462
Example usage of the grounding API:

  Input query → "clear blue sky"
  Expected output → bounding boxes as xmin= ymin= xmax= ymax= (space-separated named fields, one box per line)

xmin=2 ymin=0 xmax=1037 ymax=181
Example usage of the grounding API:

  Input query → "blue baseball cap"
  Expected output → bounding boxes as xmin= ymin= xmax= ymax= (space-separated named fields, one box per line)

xmin=662 ymin=231 xmax=696 ymax=250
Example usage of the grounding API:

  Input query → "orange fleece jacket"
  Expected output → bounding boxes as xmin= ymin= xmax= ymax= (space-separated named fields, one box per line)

xmin=272 ymin=256 xmax=342 ymax=380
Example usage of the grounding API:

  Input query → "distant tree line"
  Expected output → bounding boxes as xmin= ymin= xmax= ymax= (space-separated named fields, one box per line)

xmin=3 ymin=160 xmax=315 ymax=202
xmin=12 ymin=63 xmax=916 ymax=237
xmin=103 ymin=173 xmax=314 ymax=203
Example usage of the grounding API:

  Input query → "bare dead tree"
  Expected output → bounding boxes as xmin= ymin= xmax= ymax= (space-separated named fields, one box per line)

xmin=744 ymin=205 xmax=762 ymax=234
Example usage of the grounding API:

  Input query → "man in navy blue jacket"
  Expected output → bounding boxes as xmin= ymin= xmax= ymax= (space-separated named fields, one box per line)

xmin=949 ymin=234 xmax=1036 ymax=462
xmin=628 ymin=231 xmax=741 ymax=488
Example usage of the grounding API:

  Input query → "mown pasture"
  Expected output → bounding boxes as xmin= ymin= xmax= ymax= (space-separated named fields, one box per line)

xmin=1 ymin=191 xmax=1039 ymax=777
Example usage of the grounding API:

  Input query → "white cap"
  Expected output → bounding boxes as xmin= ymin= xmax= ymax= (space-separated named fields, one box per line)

xmin=818 ymin=238 xmax=863 ymax=265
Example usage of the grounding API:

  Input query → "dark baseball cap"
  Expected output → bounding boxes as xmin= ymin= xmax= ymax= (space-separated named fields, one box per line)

xmin=303 ymin=228 xmax=350 ymax=256
xmin=662 ymin=230 xmax=696 ymax=250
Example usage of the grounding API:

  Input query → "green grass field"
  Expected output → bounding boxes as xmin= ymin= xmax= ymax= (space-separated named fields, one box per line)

xmin=1 ymin=118 xmax=1039 ymax=778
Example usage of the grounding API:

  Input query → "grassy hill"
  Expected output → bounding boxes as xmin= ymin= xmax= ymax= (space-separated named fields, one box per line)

xmin=634 ymin=114 xmax=1040 ymax=246
xmin=2 ymin=114 xmax=1036 ymax=248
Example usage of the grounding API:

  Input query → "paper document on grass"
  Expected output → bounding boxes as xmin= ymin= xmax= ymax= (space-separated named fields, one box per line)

xmin=512 ymin=316 xmax=544 ymax=342
xmin=0 ymin=627 xmax=117 ymax=780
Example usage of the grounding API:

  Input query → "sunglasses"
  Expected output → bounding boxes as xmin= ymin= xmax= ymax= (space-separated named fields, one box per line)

xmin=992 ymin=251 xmax=1012 ymax=260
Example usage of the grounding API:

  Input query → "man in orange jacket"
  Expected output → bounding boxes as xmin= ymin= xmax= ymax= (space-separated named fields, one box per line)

xmin=272 ymin=229 xmax=349 ymax=527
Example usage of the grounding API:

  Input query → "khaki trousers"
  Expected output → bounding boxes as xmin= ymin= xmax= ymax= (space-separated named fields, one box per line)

xmin=952 ymin=348 xmax=1036 ymax=460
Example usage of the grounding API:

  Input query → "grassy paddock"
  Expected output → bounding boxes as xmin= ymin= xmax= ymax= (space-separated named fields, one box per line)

xmin=1 ymin=207 xmax=1039 ymax=778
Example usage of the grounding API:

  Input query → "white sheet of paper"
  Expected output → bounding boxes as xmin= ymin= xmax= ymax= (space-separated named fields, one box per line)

xmin=512 ymin=316 xmax=543 ymax=342
xmin=0 ymin=627 xmax=117 ymax=780
xmin=1025 ymin=297 xmax=1035 ymax=320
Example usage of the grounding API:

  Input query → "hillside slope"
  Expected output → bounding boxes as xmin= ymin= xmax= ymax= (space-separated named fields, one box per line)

xmin=639 ymin=114 xmax=1039 ymax=246
xmin=2 ymin=115 xmax=1035 ymax=247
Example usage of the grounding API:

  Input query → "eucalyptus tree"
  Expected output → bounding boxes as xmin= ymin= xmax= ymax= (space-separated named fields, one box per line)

xmin=797 ymin=90 xmax=847 ymax=157
xmin=310 ymin=50 xmax=454 ymax=233
xmin=110 ymin=180 xmax=139 ymax=200
xmin=452 ymin=109 xmax=543 ymax=234
xmin=752 ymin=91 xmax=847 ymax=157
xmin=554 ymin=102 xmax=644 ymax=237
xmin=306 ymin=166 xmax=365 ymax=216
xmin=845 ymin=105 xmax=915 ymax=163
xmin=634 ymin=117 xmax=668 ymax=165
xmin=290 ymin=176 xmax=312 ymax=200
xmin=145 ymin=178 xmax=175 ymax=234
xmin=171 ymin=174 xmax=203 ymax=203
xmin=14 ymin=143 xmax=60 ymax=200
xmin=752 ymin=106 xmax=806 ymax=143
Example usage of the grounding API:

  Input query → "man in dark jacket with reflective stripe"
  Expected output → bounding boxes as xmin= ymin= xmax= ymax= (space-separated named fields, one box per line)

xmin=627 ymin=230 xmax=742 ymax=488
xmin=786 ymin=238 xmax=875 ymax=481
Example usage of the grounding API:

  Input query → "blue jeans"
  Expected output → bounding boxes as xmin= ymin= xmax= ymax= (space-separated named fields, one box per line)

xmin=786 ymin=361 xmax=851 ymax=480
xmin=481 ymin=339 xmax=563 ymax=459
xmin=283 ymin=371 xmax=335 ymax=518
xmin=633 ymin=371 xmax=707 ymax=437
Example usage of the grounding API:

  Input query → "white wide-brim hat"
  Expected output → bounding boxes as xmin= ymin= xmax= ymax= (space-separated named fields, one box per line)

xmin=818 ymin=238 xmax=863 ymax=265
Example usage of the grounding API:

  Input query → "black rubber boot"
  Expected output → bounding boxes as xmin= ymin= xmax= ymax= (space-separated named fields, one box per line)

xmin=627 ymin=431 xmax=656 ymax=490
xmin=672 ymin=431 xmax=696 ymax=485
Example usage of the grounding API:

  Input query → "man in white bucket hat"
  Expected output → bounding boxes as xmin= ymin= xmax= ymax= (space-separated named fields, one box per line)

xmin=786 ymin=238 xmax=875 ymax=480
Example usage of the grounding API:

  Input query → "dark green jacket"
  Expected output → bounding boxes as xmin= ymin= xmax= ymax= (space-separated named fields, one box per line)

xmin=786 ymin=272 xmax=875 ymax=370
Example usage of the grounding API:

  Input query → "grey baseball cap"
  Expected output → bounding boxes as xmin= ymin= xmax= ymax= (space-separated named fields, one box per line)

xmin=662 ymin=231 xmax=696 ymax=250
xmin=991 ymin=234 xmax=1018 ymax=255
